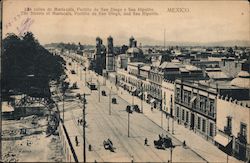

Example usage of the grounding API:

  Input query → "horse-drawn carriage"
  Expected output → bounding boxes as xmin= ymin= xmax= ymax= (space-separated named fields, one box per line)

xmin=154 ymin=134 xmax=173 ymax=149
xmin=103 ymin=139 xmax=115 ymax=152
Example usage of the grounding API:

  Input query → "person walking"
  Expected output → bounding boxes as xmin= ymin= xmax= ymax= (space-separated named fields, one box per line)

xmin=144 ymin=138 xmax=148 ymax=146
xmin=75 ymin=136 xmax=79 ymax=146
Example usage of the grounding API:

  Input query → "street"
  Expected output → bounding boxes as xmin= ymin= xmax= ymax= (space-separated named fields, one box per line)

xmin=53 ymin=57 xmax=209 ymax=162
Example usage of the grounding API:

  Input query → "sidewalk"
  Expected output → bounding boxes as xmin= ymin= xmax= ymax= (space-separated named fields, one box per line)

xmin=103 ymin=76 xmax=242 ymax=163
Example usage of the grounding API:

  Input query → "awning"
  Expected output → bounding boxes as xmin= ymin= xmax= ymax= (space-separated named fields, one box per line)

xmin=214 ymin=134 xmax=232 ymax=147
xmin=190 ymin=96 xmax=197 ymax=103
xmin=150 ymin=99 xmax=156 ymax=103
xmin=2 ymin=102 xmax=14 ymax=113
xmin=138 ymin=92 xmax=142 ymax=96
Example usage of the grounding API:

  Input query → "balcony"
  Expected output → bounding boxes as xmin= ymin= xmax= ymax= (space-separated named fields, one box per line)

xmin=237 ymin=132 xmax=247 ymax=144
xmin=224 ymin=126 xmax=232 ymax=136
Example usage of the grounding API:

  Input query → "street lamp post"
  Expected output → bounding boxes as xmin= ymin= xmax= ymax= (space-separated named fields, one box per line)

xmin=127 ymin=106 xmax=133 ymax=137
xmin=78 ymin=93 xmax=90 ymax=163
xmin=172 ymin=116 xmax=174 ymax=134
xmin=132 ymin=93 xmax=134 ymax=105
xmin=167 ymin=115 xmax=170 ymax=131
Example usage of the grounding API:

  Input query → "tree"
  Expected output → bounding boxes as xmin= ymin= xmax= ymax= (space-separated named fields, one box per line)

xmin=2 ymin=32 xmax=65 ymax=97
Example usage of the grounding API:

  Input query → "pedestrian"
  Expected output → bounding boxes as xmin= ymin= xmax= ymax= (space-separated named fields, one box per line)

xmin=151 ymin=107 xmax=153 ymax=111
xmin=80 ymin=119 xmax=83 ymax=125
xmin=183 ymin=140 xmax=186 ymax=147
xmin=75 ymin=136 xmax=79 ymax=146
xmin=77 ymin=119 xmax=80 ymax=125
xmin=144 ymin=138 xmax=148 ymax=146
xmin=88 ymin=144 xmax=92 ymax=151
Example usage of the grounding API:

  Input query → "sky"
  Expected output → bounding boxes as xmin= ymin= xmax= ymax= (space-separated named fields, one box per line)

xmin=3 ymin=0 xmax=250 ymax=46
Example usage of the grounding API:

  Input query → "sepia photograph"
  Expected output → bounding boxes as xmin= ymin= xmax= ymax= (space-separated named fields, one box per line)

xmin=1 ymin=0 xmax=250 ymax=162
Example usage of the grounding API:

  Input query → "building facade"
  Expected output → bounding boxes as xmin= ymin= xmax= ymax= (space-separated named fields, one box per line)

xmin=174 ymin=79 xmax=217 ymax=141
xmin=148 ymin=66 xmax=164 ymax=109
xmin=161 ymin=80 xmax=175 ymax=116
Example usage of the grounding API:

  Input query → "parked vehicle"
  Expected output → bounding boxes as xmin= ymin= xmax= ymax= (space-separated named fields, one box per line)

xmin=154 ymin=135 xmax=173 ymax=149
xmin=112 ymin=97 xmax=117 ymax=104
xmin=103 ymin=139 xmax=115 ymax=152
xmin=101 ymin=90 xmax=106 ymax=96
xmin=131 ymin=105 xmax=140 ymax=113
xmin=87 ymin=82 xmax=97 ymax=90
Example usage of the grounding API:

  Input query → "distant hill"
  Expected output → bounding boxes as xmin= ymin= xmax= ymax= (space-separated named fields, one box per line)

xmin=43 ymin=34 xmax=250 ymax=48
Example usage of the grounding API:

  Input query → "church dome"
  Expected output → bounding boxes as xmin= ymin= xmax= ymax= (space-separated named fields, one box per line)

xmin=127 ymin=47 xmax=143 ymax=55
xmin=230 ymin=70 xmax=250 ymax=89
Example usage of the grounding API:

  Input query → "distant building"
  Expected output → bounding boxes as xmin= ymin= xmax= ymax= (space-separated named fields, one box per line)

xmin=126 ymin=37 xmax=145 ymax=63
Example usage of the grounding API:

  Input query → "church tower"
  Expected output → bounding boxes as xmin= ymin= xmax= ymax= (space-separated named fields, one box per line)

xmin=94 ymin=37 xmax=106 ymax=74
xmin=106 ymin=36 xmax=115 ymax=71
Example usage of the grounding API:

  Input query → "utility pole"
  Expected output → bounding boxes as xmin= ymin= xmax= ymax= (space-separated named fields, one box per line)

xmin=109 ymin=87 xmax=112 ymax=115
xmin=84 ymin=67 xmax=87 ymax=86
xmin=167 ymin=115 xmax=170 ymax=131
xmin=161 ymin=109 xmax=163 ymax=128
xmin=98 ymin=80 xmax=100 ymax=102
xmin=79 ymin=93 xmax=90 ymax=163
xmin=226 ymin=135 xmax=229 ymax=163
xmin=63 ymin=93 xmax=65 ymax=123
xmin=170 ymin=146 xmax=173 ymax=163
xmin=141 ymin=85 xmax=143 ymax=113
xmin=80 ymin=67 xmax=82 ymax=81
xmin=83 ymin=93 xmax=86 ymax=163
xmin=128 ymin=111 xmax=130 ymax=137
xmin=172 ymin=117 xmax=174 ymax=134
xmin=141 ymin=93 xmax=143 ymax=113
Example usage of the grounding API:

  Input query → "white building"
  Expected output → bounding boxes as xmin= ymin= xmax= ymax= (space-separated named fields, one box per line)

xmin=216 ymin=95 xmax=250 ymax=161
xmin=161 ymin=80 xmax=175 ymax=117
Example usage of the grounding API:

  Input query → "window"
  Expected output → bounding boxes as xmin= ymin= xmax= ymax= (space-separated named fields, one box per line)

xmin=176 ymin=88 xmax=181 ymax=99
xmin=197 ymin=117 xmax=201 ymax=130
xmin=209 ymin=123 xmax=214 ymax=137
xmin=164 ymin=92 xmax=166 ymax=104
xmin=187 ymin=92 xmax=191 ymax=104
xmin=176 ymin=107 xmax=179 ymax=118
xmin=182 ymin=109 xmax=185 ymax=121
xmin=240 ymin=123 xmax=247 ymax=137
xmin=202 ymin=119 xmax=206 ymax=132
xmin=210 ymin=100 xmax=215 ymax=114
xmin=186 ymin=111 xmax=189 ymax=123
xmin=227 ymin=116 xmax=232 ymax=130
xmin=184 ymin=91 xmax=188 ymax=103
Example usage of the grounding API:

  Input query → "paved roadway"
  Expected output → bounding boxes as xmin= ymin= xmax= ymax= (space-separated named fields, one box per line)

xmin=54 ymin=57 xmax=208 ymax=162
